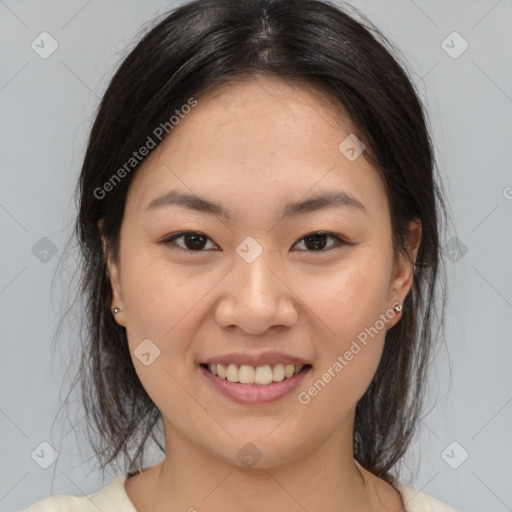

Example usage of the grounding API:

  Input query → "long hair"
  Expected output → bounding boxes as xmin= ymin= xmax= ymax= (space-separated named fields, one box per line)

xmin=54 ymin=0 xmax=449 ymax=485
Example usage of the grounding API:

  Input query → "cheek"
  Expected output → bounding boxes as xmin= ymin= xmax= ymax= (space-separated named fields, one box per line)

xmin=303 ymin=249 xmax=392 ymax=341
xmin=119 ymin=256 xmax=204 ymax=421
xmin=121 ymin=248 xmax=205 ymax=335
xmin=296 ymin=252 xmax=392 ymax=408
xmin=297 ymin=298 xmax=389 ymax=431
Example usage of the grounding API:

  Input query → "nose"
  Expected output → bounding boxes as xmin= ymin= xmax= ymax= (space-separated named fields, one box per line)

xmin=214 ymin=253 xmax=298 ymax=335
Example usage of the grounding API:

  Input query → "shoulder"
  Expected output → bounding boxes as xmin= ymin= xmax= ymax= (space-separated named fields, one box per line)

xmin=17 ymin=494 xmax=86 ymax=512
xmin=358 ymin=462 xmax=461 ymax=512
xmin=17 ymin=475 xmax=137 ymax=512
xmin=394 ymin=480 xmax=461 ymax=512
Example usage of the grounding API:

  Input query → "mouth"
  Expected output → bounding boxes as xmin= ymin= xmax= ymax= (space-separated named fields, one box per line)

xmin=200 ymin=362 xmax=311 ymax=386
xmin=199 ymin=362 xmax=312 ymax=404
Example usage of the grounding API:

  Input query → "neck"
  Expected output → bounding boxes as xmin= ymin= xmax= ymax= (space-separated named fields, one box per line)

xmin=133 ymin=420 xmax=384 ymax=512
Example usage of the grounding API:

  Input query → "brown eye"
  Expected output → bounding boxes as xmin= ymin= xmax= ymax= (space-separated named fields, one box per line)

xmin=160 ymin=232 xmax=219 ymax=252
xmin=160 ymin=230 xmax=348 ymax=254
xmin=293 ymin=231 xmax=347 ymax=252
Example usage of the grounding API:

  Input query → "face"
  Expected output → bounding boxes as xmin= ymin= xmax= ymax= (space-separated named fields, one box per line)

xmin=104 ymin=75 xmax=420 ymax=469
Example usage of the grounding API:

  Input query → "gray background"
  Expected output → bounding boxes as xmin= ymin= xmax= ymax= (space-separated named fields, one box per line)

xmin=1 ymin=1 xmax=511 ymax=511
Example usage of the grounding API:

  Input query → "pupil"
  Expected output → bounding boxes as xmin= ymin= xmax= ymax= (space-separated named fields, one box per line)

xmin=183 ymin=233 xmax=328 ymax=251
xmin=304 ymin=233 xmax=327 ymax=251
xmin=186 ymin=234 xmax=206 ymax=250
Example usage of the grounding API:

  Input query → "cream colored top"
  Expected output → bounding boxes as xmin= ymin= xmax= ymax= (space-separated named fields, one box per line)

xmin=19 ymin=473 xmax=460 ymax=511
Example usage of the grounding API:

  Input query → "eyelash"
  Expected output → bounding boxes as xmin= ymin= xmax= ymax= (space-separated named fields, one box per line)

xmin=158 ymin=230 xmax=350 ymax=255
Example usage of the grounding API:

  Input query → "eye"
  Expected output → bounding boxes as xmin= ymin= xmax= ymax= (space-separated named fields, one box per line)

xmin=159 ymin=230 xmax=349 ymax=254
xmin=293 ymin=231 xmax=348 ymax=253
xmin=160 ymin=231 xmax=219 ymax=252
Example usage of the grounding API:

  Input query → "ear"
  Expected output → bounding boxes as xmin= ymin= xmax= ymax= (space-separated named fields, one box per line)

xmin=98 ymin=220 xmax=126 ymax=327
xmin=387 ymin=218 xmax=421 ymax=328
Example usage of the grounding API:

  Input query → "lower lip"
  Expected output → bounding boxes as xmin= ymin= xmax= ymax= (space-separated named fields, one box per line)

xmin=199 ymin=365 xmax=311 ymax=405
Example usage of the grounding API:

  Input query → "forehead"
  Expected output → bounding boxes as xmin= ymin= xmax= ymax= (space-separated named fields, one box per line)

xmin=126 ymin=75 xmax=387 ymax=220
xmin=143 ymin=74 xmax=358 ymax=165
xmin=187 ymin=75 xmax=356 ymax=146
xmin=199 ymin=74 xmax=353 ymax=124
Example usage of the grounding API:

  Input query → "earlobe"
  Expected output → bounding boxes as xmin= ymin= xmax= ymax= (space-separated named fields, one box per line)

xmin=98 ymin=220 xmax=126 ymax=326
xmin=107 ymin=255 xmax=127 ymax=327
xmin=389 ymin=218 xmax=422 ymax=313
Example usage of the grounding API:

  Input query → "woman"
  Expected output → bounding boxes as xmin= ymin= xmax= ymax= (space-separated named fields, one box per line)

xmin=20 ymin=0 xmax=459 ymax=510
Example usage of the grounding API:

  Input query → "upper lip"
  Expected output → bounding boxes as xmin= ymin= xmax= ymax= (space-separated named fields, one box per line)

xmin=201 ymin=351 xmax=311 ymax=367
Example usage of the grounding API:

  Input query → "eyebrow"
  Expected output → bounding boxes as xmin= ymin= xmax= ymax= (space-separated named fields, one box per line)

xmin=145 ymin=189 xmax=367 ymax=219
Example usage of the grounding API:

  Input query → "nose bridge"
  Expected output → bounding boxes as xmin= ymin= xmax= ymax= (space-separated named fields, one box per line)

xmin=234 ymin=247 xmax=280 ymax=308
xmin=233 ymin=234 xmax=278 ymax=293
xmin=215 ymin=242 xmax=297 ymax=334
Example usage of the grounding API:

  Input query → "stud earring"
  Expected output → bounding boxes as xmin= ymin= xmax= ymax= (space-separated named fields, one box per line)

xmin=113 ymin=307 xmax=121 ymax=316
xmin=393 ymin=303 xmax=402 ymax=313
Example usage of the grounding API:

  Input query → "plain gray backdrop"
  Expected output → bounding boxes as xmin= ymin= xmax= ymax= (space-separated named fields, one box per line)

xmin=1 ymin=1 xmax=511 ymax=511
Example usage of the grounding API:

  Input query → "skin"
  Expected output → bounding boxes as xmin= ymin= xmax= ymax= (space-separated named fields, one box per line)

xmin=103 ymin=74 xmax=421 ymax=512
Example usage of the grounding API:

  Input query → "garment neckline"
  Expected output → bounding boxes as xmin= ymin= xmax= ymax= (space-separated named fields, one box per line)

xmin=114 ymin=468 xmax=420 ymax=512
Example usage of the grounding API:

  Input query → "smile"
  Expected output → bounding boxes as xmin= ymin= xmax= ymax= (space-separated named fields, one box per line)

xmin=202 ymin=363 xmax=310 ymax=386
xmin=199 ymin=363 xmax=312 ymax=405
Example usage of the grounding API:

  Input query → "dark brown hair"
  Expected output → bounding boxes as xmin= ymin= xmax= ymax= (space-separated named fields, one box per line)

xmin=54 ymin=0 xmax=449 ymax=485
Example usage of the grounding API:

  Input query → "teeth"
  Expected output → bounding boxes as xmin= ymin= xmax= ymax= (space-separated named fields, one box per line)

xmin=272 ymin=363 xmax=285 ymax=382
xmin=238 ymin=365 xmax=255 ymax=384
xmin=226 ymin=364 xmax=239 ymax=383
xmin=254 ymin=365 xmax=273 ymax=385
xmin=207 ymin=363 xmax=306 ymax=385
xmin=284 ymin=364 xmax=295 ymax=378
xmin=217 ymin=364 xmax=226 ymax=380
